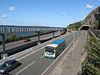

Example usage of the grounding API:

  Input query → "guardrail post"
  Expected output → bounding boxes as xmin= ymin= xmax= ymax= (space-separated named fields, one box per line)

xmin=1 ymin=34 xmax=7 ymax=59
xmin=37 ymin=32 xmax=41 ymax=44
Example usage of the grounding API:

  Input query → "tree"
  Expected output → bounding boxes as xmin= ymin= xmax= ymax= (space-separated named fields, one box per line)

xmin=94 ymin=21 xmax=99 ymax=29
xmin=68 ymin=21 xmax=82 ymax=31
xmin=82 ymin=36 xmax=100 ymax=75
xmin=6 ymin=34 xmax=16 ymax=41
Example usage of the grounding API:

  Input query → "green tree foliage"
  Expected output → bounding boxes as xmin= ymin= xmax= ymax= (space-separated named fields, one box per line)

xmin=93 ymin=21 xmax=99 ymax=29
xmin=68 ymin=21 xmax=82 ymax=31
xmin=6 ymin=34 xmax=17 ymax=41
xmin=82 ymin=36 xmax=100 ymax=75
xmin=0 ymin=30 xmax=66 ymax=45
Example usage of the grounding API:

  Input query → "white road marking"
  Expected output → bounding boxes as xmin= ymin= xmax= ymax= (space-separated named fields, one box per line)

xmin=41 ymin=33 xmax=80 ymax=75
xmin=15 ymin=34 xmax=69 ymax=75
xmin=16 ymin=61 xmax=35 ymax=75
xmin=41 ymin=41 xmax=73 ymax=75
xmin=14 ymin=32 xmax=74 ymax=75
xmin=39 ymin=36 xmax=71 ymax=59
xmin=17 ymin=46 xmax=45 ymax=61
xmin=17 ymin=33 xmax=71 ymax=61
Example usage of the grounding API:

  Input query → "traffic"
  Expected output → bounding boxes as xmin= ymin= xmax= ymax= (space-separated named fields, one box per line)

xmin=0 ymin=39 xmax=66 ymax=74
xmin=0 ymin=31 xmax=81 ymax=75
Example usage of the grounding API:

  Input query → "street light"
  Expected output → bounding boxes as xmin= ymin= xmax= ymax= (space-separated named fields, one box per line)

xmin=62 ymin=13 xmax=76 ymax=60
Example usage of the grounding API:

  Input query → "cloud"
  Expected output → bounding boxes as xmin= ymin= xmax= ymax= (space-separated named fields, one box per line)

xmin=62 ymin=13 xmax=66 ymax=16
xmin=86 ymin=4 xmax=94 ymax=9
xmin=1 ymin=15 xmax=8 ymax=18
xmin=8 ymin=6 xmax=16 ymax=11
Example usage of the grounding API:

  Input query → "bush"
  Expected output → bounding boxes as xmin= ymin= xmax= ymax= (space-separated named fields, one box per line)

xmin=68 ymin=21 xmax=82 ymax=31
xmin=82 ymin=34 xmax=100 ymax=75
xmin=6 ymin=34 xmax=16 ymax=41
xmin=0 ymin=31 xmax=59 ymax=44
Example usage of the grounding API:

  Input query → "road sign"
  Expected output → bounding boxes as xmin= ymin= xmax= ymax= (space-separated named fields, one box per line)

xmin=82 ymin=31 xmax=86 ymax=35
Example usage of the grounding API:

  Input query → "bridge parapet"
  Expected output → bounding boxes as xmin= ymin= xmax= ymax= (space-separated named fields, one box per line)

xmin=0 ymin=25 xmax=65 ymax=59
xmin=0 ymin=25 xmax=65 ymax=35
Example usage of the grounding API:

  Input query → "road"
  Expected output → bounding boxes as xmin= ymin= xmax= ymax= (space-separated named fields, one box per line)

xmin=0 ymin=31 xmax=80 ymax=75
xmin=0 ymin=31 xmax=61 ymax=52
xmin=45 ymin=31 xmax=87 ymax=75
xmin=61 ymin=32 xmax=87 ymax=75
xmin=0 ymin=31 xmax=84 ymax=75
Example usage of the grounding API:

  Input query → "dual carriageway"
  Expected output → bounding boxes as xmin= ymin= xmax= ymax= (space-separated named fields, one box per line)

xmin=0 ymin=31 xmax=83 ymax=75
xmin=0 ymin=25 xmax=87 ymax=75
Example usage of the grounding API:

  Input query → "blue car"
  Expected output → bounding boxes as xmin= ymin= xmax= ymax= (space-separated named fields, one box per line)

xmin=0 ymin=59 xmax=21 ymax=74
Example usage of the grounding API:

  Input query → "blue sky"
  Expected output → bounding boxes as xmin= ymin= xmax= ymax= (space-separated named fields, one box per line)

xmin=0 ymin=0 xmax=100 ymax=27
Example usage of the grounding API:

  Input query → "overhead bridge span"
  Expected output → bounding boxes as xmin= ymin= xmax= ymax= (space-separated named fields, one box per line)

xmin=0 ymin=25 xmax=65 ymax=59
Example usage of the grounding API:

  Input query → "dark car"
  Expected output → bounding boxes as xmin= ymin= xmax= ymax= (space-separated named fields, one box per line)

xmin=0 ymin=59 xmax=21 ymax=74
xmin=24 ymin=38 xmax=31 ymax=42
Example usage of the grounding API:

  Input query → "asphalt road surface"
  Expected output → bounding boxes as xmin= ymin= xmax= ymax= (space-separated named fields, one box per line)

xmin=0 ymin=31 xmax=83 ymax=75
xmin=0 ymin=31 xmax=61 ymax=52
xmin=0 ymin=31 xmax=80 ymax=75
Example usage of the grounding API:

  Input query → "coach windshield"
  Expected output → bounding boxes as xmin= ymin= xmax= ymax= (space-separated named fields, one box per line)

xmin=45 ymin=46 xmax=54 ymax=55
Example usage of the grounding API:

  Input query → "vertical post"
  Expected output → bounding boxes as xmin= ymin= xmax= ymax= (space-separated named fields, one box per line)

xmin=62 ymin=30 xmax=64 ymax=34
xmin=1 ymin=34 xmax=7 ymax=59
xmin=60 ymin=30 xmax=62 ymax=35
xmin=37 ymin=32 xmax=41 ymax=44
xmin=52 ymin=31 xmax=55 ymax=39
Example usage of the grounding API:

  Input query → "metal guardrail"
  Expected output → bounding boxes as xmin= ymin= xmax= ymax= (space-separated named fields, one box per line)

xmin=89 ymin=29 xmax=99 ymax=40
xmin=82 ymin=56 xmax=89 ymax=75
xmin=0 ymin=25 xmax=65 ymax=35
xmin=82 ymin=29 xmax=99 ymax=75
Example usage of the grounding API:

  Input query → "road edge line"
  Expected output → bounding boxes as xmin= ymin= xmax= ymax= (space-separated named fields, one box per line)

xmin=16 ymin=61 xmax=35 ymax=75
xmin=41 ymin=33 xmax=81 ymax=75
xmin=41 ymin=40 xmax=73 ymax=75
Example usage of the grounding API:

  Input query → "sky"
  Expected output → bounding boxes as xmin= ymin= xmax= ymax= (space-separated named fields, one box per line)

xmin=0 ymin=0 xmax=100 ymax=27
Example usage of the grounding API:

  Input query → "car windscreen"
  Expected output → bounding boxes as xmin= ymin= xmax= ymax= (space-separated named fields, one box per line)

xmin=2 ymin=62 xmax=11 ymax=67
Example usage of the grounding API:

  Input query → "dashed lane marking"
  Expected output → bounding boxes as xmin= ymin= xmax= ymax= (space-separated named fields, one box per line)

xmin=17 ymin=34 xmax=71 ymax=61
xmin=16 ymin=61 xmax=35 ymax=75
xmin=41 ymin=41 xmax=73 ymax=75
xmin=17 ymin=46 xmax=45 ymax=61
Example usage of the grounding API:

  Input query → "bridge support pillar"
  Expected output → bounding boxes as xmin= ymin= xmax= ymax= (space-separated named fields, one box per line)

xmin=37 ymin=32 xmax=41 ymax=45
xmin=52 ymin=31 xmax=55 ymax=39
xmin=1 ymin=34 xmax=7 ymax=59
xmin=60 ymin=30 xmax=63 ymax=35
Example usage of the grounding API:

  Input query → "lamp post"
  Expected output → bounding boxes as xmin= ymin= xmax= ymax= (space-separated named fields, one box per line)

xmin=62 ymin=13 xmax=76 ymax=60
